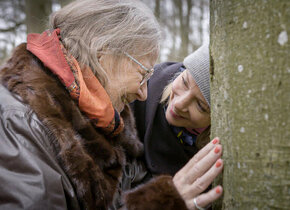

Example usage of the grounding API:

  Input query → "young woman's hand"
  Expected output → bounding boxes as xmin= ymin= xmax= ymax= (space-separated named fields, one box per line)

xmin=173 ymin=138 xmax=223 ymax=210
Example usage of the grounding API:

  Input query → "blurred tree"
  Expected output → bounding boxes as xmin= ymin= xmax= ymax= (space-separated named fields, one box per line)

xmin=152 ymin=0 xmax=209 ymax=62
xmin=25 ymin=0 xmax=52 ymax=33
xmin=210 ymin=0 xmax=290 ymax=209
xmin=0 ymin=0 xmax=24 ymax=33
xmin=199 ymin=0 xmax=204 ymax=44
xmin=59 ymin=0 xmax=73 ymax=7
xmin=154 ymin=0 xmax=160 ymax=19
xmin=175 ymin=0 xmax=192 ymax=58
xmin=0 ymin=0 xmax=25 ymax=64
xmin=1 ymin=0 xmax=209 ymax=64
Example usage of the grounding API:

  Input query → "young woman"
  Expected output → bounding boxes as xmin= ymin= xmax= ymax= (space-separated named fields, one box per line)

xmin=131 ymin=44 xmax=222 ymax=209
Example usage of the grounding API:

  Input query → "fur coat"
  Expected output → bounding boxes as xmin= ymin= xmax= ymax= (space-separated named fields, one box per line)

xmin=0 ymin=43 xmax=188 ymax=210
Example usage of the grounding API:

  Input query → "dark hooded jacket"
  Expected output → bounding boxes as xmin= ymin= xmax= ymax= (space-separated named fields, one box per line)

xmin=0 ymin=44 xmax=188 ymax=210
xmin=132 ymin=62 xmax=199 ymax=176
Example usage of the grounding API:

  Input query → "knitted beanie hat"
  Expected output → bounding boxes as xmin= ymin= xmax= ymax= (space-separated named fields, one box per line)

xmin=183 ymin=43 xmax=210 ymax=107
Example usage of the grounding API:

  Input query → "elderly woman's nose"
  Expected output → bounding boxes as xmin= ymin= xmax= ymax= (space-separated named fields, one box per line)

xmin=136 ymin=83 xmax=148 ymax=101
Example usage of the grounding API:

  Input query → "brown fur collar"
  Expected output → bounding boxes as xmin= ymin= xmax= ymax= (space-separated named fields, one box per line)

xmin=0 ymin=43 xmax=143 ymax=209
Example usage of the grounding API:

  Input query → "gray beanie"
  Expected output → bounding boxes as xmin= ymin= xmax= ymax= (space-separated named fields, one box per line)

xmin=183 ymin=43 xmax=210 ymax=107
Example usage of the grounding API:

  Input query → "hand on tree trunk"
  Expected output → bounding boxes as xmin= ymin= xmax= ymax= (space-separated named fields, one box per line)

xmin=173 ymin=138 xmax=223 ymax=210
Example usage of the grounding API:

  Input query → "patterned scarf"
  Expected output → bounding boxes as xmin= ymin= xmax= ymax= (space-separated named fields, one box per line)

xmin=171 ymin=126 xmax=197 ymax=146
xmin=27 ymin=28 xmax=124 ymax=136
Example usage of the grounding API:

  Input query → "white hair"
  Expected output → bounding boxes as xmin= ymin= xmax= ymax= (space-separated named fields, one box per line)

xmin=49 ymin=0 xmax=162 ymax=85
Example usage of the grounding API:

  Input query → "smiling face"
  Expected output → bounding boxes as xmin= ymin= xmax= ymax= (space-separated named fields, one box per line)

xmin=165 ymin=70 xmax=210 ymax=129
xmin=99 ymin=52 xmax=157 ymax=112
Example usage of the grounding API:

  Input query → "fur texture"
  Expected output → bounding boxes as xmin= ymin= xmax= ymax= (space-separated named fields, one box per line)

xmin=0 ymin=44 xmax=187 ymax=210
xmin=0 ymin=43 xmax=143 ymax=210
xmin=124 ymin=175 xmax=188 ymax=210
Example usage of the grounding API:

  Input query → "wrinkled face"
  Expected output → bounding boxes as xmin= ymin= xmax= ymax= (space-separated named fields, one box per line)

xmin=165 ymin=70 xmax=210 ymax=129
xmin=99 ymin=53 xmax=157 ymax=112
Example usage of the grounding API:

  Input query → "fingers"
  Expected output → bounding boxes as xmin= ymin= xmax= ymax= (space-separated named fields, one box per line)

xmin=173 ymin=137 xmax=223 ymax=209
xmin=173 ymin=155 xmax=223 ymax=205
xmin=187 ymin=186 xmax=223 ymax=210
xmin=186 ymin=144 xmax=222 ymax=184
xmin=190 ymin=159 xmax=223 ymax=195
xmin=181 ymin=137 xmax=220 ymax=174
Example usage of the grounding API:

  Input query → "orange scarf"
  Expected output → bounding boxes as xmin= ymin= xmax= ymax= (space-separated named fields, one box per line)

xmin=27 ymin=29 xmax=124 ymax=136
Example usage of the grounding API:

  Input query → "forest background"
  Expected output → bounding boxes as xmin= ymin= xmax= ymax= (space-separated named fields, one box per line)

xmin=0 ymin=0 xmax=209 ymax=64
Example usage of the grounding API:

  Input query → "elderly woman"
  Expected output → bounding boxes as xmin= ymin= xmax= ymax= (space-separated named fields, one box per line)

xmin=132 ymin=44 xmax=223 ymax=209
xmin=0 ymin=0 xmax=221 ymax=209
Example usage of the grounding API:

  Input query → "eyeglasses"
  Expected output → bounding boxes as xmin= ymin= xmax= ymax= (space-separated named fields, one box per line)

xmin=124 ymin=52 xmax=154 ymax=86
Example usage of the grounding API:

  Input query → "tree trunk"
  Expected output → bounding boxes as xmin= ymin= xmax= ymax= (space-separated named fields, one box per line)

xmin=154 ymin=0 xmax=160 ymax=19
xmin=25 ymin=0 xmax=52 ymax=33
xmin=59 ymin=0 xmax=73 ymax=8
xmin=199 ymin=0 xmax=204 ymax=44
xmin=210 ymin=0 xmax=290 ymax=209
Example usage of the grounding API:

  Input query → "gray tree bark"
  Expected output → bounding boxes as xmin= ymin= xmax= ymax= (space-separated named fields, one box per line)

xmin=210 ymin=0 xmax=290 ymax=209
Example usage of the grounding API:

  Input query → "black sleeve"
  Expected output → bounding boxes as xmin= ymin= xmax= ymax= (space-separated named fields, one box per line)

xmin=130 ymin=100 xmax=146 ymax=142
